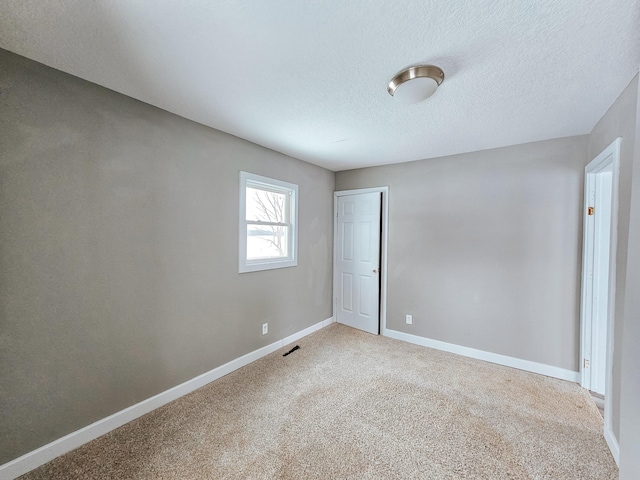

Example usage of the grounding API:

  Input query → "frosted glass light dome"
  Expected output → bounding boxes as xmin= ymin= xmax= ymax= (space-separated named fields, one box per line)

xmin=388 ymin=65 xmax=444 ymax=104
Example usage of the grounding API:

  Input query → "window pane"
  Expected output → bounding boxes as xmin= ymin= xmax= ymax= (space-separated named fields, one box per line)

xmin=239 ymin=172 xmax=298 ymax=273
xmin=246 ymin=187 xmax=287 ymax=223
xmin=247 ymin=224 xmax=289 ymax=260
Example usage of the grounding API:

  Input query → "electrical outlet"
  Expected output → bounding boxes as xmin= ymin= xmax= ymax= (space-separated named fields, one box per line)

xmin=405 ymin=314 xmax=413 ymax=325
xmin=262 ymin=323 xmax=268 ymax=335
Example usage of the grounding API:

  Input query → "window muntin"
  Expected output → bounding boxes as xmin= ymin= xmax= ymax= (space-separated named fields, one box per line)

xmin=239 ymin=172 xmax=298 ymax=272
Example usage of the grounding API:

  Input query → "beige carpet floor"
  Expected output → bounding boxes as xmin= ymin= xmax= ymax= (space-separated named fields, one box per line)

xmin=20 ymin=323 xmax=617 ymax=479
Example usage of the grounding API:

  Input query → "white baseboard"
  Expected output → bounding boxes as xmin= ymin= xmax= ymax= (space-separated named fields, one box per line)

xmin=383 ymin=328 xmax=580 ymax=383
xmin=604 ymin=424 xmax=620 ymax=466
xmin=0 ymin=317 xmax=334 ymax=480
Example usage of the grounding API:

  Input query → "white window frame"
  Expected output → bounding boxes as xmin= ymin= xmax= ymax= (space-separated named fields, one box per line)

xmin=239 ymin=171 xmax=298 ymax=273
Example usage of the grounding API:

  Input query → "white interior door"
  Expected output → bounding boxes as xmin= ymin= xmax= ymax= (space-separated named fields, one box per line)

xmin=336 ymin=192 xmax=381 ymax=334
xmin=582 ymin=166 xmax=613 ymax=396
xmin=590 ymin=167 xmax=612 ymax=395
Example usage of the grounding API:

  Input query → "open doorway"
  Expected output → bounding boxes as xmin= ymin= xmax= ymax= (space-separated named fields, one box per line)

xmin=580 ymin=137 xmax=620 ymax=459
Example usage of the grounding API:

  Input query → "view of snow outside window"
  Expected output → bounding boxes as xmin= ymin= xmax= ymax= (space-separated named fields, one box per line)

xmin=246 ymin=187 xmax=290 ymax=260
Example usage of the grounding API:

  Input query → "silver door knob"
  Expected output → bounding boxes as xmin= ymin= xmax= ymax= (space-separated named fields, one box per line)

xmin=373 ymin=268 xmax=379 ymax=273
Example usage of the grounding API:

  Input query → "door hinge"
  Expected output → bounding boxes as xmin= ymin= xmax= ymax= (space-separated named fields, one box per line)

xmin=587 ymin=207 xmax=595 ymax=216
xmin=583 ymin=358 xmax=590 ymax=368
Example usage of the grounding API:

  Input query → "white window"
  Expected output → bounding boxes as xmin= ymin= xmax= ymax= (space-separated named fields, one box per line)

xmin=239 ymin=172 xmax=298 ymax=273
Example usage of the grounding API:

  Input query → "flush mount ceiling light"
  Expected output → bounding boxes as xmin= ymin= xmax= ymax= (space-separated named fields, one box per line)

xmin=387 ymin=65 xmax=445 ymax=104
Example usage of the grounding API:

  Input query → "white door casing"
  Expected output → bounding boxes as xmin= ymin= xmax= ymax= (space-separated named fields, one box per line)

xmin=335 ymin=192 xmax=381 ymax=334
xmin=579 ymin=137 xmax=620 ymax=463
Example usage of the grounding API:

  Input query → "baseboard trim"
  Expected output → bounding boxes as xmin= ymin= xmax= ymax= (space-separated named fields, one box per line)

xmin=604 ymin=424 xmax=620 ymax=466
xmin=0 ymin=317 xmax=335 ymax=480
xmin=383 ymin=328 xmax=580 ymax=383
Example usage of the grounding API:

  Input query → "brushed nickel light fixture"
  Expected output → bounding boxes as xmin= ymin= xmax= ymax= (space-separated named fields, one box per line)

xmin=387 ymin=65 xmax=445 ymax=104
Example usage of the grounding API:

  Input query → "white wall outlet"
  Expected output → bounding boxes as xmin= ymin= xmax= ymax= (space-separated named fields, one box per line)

xmin=405 ymin=314 xmax=412 ymax=325
xmin=262 ymin=323 xmax=268 ymax=335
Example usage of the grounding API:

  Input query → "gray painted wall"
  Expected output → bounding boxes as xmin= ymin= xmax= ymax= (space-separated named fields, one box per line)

xmin=336 ymin=136 xmax=589 ymax=371
xmin=619 ymin=72 xmax=640 ymax=480
xmin=588 ymin=74 xmax=638 ymax=442
xmin=0 ymin=49 xmax=334 ymax=464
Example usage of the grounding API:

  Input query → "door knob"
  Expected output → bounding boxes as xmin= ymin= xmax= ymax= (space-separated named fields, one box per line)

xmin=373 ymin=268 xmax=379 ymax=273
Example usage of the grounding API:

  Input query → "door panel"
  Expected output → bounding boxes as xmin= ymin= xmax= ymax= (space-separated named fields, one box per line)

xmin=359 ymin=275 xmax=371 ymax=317
xmin=336 ymin=192 xmax=381 ymax=334
xmin=342 ymin=222 xmax=354 ymax=261
xmin=342 ymin=273 xmax=353 ymax=312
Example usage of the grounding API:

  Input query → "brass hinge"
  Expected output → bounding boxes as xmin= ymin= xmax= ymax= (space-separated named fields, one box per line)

xmin=587 ymin=207 xmax=595 ymax=216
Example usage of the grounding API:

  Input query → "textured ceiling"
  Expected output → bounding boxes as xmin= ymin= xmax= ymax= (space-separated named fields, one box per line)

xmin=1 ymin=1 xmax=639 ymax=171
